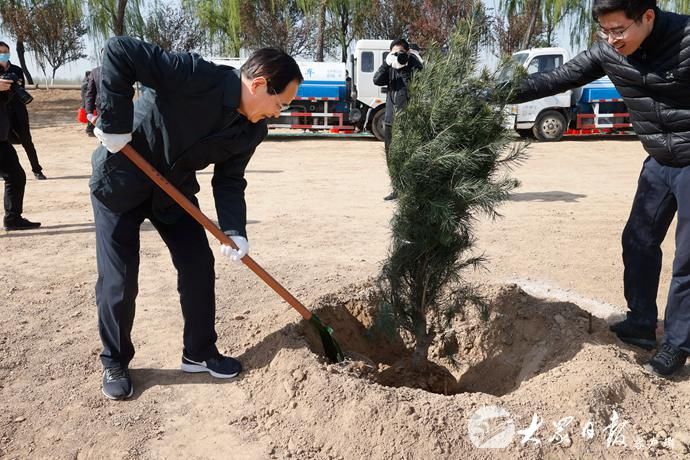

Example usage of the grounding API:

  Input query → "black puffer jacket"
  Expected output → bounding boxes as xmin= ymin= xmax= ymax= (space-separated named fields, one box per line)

xmin=373 ymin=53 xmax=423 ymax=124
xmin=515 ymin=8 xmax=690 ymax=167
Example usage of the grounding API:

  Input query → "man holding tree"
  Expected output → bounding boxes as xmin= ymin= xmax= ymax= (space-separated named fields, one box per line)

xmin=509 ymin=0 xmax=689 ymax=376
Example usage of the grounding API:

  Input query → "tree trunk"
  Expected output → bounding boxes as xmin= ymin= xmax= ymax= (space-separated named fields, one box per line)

xmin=315 ymin=0 xmax=326 ymax=62
xmin=15 ymin=41 xmax=33 ymax=85
xmin=412 ymin=319 xmax=432 ymax=366
xmin=114 ymin=0 xmax=128 ymax=35
xmin=519 ymin=0 xmax=541 ymax=50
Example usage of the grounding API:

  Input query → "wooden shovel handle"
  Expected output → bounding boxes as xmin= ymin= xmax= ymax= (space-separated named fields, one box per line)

xmin=120 ymin=144 xmax=313 ymax=321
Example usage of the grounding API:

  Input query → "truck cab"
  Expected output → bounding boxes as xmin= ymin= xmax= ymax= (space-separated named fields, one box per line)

xmin=506 ymin=47 xmax=631 ymax=141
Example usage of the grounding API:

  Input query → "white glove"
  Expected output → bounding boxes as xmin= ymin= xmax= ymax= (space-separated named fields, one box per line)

xmin=94 ymin=127 xmax=132 ymax=153
xmin=220 ymin=235 xmax=249 ymax=264
xmin=86 ymin=113 xmax=97 ymax=124
xmin=385 ymin=53 xmax=396 ymax=66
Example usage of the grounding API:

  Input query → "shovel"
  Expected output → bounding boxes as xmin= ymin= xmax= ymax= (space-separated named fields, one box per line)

xmin=120 ymin=144 xmax=344 ymax=363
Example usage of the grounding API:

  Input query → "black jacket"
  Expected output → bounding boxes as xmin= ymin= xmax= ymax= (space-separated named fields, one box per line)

xmin=90 ymin=36 xmax=267 ymax=237
xmin=373 ymin=53 xmax=423 ymax=124
xmin=515 ymin=8 xmax=690 ymax=167
xmin=85 ymin=66 xmax=101 ymax=114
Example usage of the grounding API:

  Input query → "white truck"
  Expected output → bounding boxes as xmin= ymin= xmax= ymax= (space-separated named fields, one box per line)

xmin=505 ymin=47 xmax=632 ymax=141
xmin=212 ymin=39 xmax=392 ymax=140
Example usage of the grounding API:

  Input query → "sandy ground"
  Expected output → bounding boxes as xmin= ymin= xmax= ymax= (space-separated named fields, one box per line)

xmin=1 ymin=90 xmax=689 ymax=459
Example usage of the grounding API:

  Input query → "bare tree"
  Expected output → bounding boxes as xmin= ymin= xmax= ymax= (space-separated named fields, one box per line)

xmin=132 ymin=3 xmax=206 ymax=52
xmin=240 ymin=0 xmax=317 ymax=57
xmin=12 ymin=0 xmax=87 ymax=83
xmin=0 ymin=0 xmax=36 ymax=84
xmin=355 ymin=0 xmax=415 ymax=40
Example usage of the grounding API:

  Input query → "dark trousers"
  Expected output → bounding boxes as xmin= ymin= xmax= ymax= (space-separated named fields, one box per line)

xmin=622 ymin=157 xmax=690 ymax=353
xmin=92 ymin=195 xmax=219 ymax=368
xmin=0 ymin=141 xmax=26 ymax=219
xmin=10 ymin=104 xmax=41 ymax=173
xmin=384 ymin=123 xmax=393 ymax=168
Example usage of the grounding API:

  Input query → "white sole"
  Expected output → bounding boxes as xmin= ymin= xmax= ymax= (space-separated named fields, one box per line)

xmin=180 ymin=363 xmax=239 ymax=379
xmin=102 ymin=385 xmax=134 ymax=400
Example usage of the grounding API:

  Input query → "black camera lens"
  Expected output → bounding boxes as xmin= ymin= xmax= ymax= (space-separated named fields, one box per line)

xmin=0 ymin=73 xmax=33 ymax=105
xmin=396 ymin=53 xmax=409 ymax=65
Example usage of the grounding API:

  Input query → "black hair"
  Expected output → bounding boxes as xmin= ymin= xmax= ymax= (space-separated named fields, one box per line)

xmin=390 ymin=38 xmax=410 ymax=51
xmin=241 ymin=48 xmax=303 ymax=94
xmin=592 ymin=0 xmax=656 ymax=21
xmin=0 ymin=41 xmax=9 ymax=51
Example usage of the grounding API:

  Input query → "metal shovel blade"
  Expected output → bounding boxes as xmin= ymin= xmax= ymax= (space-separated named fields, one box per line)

xmin=310 ymin=314 xmax=344 ymax=363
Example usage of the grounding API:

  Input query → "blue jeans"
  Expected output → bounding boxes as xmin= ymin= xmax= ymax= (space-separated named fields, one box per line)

xmin=622 ymin=157 xmax=690 ymax=353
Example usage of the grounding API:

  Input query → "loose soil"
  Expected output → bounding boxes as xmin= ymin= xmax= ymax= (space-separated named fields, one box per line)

xmin=1 ymin=89 xmax=689 ymax=459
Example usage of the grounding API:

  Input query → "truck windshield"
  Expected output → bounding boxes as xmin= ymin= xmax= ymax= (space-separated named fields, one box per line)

xmin=496 ymin=53 xmax=528 ymax=82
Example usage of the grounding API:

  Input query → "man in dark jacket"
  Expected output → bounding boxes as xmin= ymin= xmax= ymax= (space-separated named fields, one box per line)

xmin=91 ymin=36 xmax=302 ymax=400
xmin=85 ymin=65 xmax=101 ymax=136
xmin=0 ymin=41 xmax=45 ymax=180
xmin=511 ymin=0 xmax=689 ymax=376
xmin=80 ymin=70 xmax=94 ymax=137
xmin=373 ymin=38 xmax=423 ymax=201
xmin=0 ymin=75 xmax=40 ymax=231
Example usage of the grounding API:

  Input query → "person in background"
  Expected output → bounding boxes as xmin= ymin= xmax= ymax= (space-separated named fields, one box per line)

xmin=373 ymin=38 xmax=423 ymax=201
xmin=0 ymin=41 xmax=45 ymax=180
xmin=85 ymin=64 xmax=101 ymax=132
xmin=81 ymin=70 xmax=95 ymax=137
xmin=0 ymin=72 xmax=40 ymax=230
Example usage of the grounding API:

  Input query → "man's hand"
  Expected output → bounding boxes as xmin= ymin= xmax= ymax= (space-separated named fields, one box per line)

xmin=87 ymin=113 xmax=98 ymax=124
xmin=94 ymin=127 xmax=132 ymax=153
xmin=220 ymin=235 xmax=249 ymax=264
xmin=0 ymin=79 xmax=12 ymax=92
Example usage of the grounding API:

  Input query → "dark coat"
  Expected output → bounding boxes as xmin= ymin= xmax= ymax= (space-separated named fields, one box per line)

xmin=515 ymin=8 xmax=690 ymax=167
xmin=0 ymin=64 xmax=18 ymax=141
xmin=373 ymin=53 xmax=423 ymax=124
xmin=85 ymin=66 xmax=101 ymax=114
xmin=89 ymin=36 xmax=267 ymax=237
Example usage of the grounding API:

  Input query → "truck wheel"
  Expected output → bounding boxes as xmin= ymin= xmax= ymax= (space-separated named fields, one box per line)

xmin=533 ymin=110 xmax=566 ymax=142
xmin=371 ymin=109 xmax=386 ymax=141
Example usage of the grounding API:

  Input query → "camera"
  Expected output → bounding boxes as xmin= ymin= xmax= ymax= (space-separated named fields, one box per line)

xmin=394 ymin=52 xmax=409 ymax=65
xmin=0 ymin=73 xmax=33 ymax=105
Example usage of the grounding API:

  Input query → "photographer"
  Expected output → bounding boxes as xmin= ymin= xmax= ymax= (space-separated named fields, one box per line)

xmin=0 ymin=41 xmax=45 ymax=180
xmin=373 ymin=38 xmax=423 ymax=201
xmin=0 ymin=72 xmax=40 ymax=231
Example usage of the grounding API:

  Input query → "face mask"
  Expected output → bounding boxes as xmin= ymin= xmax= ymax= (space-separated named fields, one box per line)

xmin=0 ymin=54 xmax=10 ymax=63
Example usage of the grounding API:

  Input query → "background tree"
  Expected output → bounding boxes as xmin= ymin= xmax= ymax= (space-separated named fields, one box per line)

xmin=0 ymin=0 xmax=36 ymax=83
xmin=129 ymin=3 xmax=206 ymax=52
xmin=492 ymin=12 xmax=547 ymax=56
xmin=184 ymin=0 xmax=242 ymax=56
xmin=326 ymin=0 xmax=366 ymax=62
xmin=355 ymin=0 xmax=415 ymax=41
xmin=376 ymin=8 xmax=526 ymax=366
xmin=10 ymin=0 xmax=87 ymax=83
xmin=408 ymin=0 xmax=482 ymax=49
xmin=85 ymin=0 xmax=145 ymax=39
xmin=240 ymin=0 xmax=316 ymax=56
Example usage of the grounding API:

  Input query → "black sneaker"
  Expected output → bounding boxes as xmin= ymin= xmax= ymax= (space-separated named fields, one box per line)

xmin=644 ymin=343 xmax=688 ymax=376
xmin=383 ymin=191 xmax=398 ymax=201
xmin=181 ymin=354 xmax=242 ymax=379
xmin=102 ymin=366 xmax=133 ymax=400
xmin=609 ymin=319 xmax=656 ymax=350
xmin=34 ymin=172 xmax=47 ymax=180
xmin=3 ymin=216 xmax=41 ymax=231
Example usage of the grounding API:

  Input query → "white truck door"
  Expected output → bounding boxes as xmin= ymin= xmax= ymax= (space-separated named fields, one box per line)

xmin=516 ymin=53 xmax=571 ymax=128
xmin=356 ymin=48 xmax=387 ymax=105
